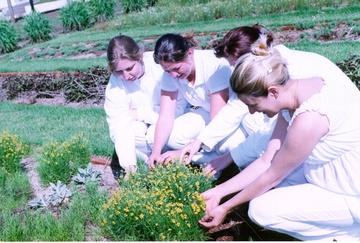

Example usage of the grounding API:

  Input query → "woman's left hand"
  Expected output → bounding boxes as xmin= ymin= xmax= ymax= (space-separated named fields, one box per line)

xmin=198 ymin=205 xmax=228 ymax=229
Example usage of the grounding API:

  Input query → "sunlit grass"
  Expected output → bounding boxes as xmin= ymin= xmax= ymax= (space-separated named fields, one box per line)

xmin=0 ymin=102 xmax=112 ymax=155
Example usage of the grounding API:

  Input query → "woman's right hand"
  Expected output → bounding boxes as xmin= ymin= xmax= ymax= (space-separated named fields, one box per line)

xmin=201 ymin=187 xmax=222 ymax=213
xmin=180 ymin=139 xmax=203 ymax=164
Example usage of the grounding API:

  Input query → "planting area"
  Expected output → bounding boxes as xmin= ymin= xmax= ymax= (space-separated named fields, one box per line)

xmin=0 ymin=0 xmax=360 ymax=241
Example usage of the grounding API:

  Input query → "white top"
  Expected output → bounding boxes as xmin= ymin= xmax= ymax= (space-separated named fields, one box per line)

xmin=230 ymin=45 xmax=357 ymax=166
xmin=104 ymin=52 xmax=181 ymax=169
xmin=198 ymin=93 xmax=273 ymax=151
xmin=281 ymin=63 xmax=360 ymax=217
xmin=161 ymin=49 xmax=232 ymax=112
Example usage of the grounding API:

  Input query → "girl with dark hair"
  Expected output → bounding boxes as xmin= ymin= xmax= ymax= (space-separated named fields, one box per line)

xmin=180 ymin=25 xmax=277 ymax=174
xmin=147 ymin=33 xmax=232 ymax=167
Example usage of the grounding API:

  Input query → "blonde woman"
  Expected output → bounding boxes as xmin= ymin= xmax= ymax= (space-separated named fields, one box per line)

xmin=199 ymin=44 xmax=360 ymax=241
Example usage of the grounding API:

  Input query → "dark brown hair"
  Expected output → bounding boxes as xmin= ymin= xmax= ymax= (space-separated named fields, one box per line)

xmin=153 ymin=33 xmax=197 ymax=64
xmin=214 ymin=24 xmax=274 ymax=59
xmin=107 ymin=35 xmax=143 ymax=72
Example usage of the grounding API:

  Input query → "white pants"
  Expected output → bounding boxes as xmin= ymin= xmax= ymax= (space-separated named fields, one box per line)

xmin=133 ymin=121 xmax=151 ymax=161
xmin=248 ymin=183 xmax=360 ymax=241
xmin=167 ymin=107 xmax=210 ymax=150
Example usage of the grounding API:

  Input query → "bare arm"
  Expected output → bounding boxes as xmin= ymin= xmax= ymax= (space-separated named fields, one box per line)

xmin=210 ymin=88 xmax=229 ymax=119
xmin=200 ymin=111 xmax=329 ymax=228
xmin=147 ymin=90 xmax=178 ymax=167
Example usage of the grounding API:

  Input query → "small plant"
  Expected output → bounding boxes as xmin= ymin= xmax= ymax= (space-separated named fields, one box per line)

xmin=89 ymin=0 xmax=116 ymax=22
xmin=0 ymin=20 xmax=17 ymax=54
xmin=72 ymin=165 xmax=101 ymax=184
xmin=60 ymin=1 xmax=92 ymax=31
xmin=28 ymin=181 xmax=72 ymax=209
xmin=38 ymin=134 xmax=91 ymax=185
xmin=23 ymin=12 xmax=52 ymax=43
xmin=48 ymin=181 xmax=72 ymax=206
xmin=101 ymin=163 xmax=212 ymax=240
xmin=0 ymin=131 xmax=29 ymax=174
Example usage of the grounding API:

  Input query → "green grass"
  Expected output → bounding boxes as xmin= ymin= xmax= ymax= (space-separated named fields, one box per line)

xmin=0 ymin=57 xmax=106 ymax=72
xmin=288 ymin=40 xmax=360 ymax=63
xmin=0 ymin=182 xmax=107 ymax=241
xmin=0 ymin=171 xmax=32 ymax=212
xmin=0 ymin=102 xmax=112 ymax=155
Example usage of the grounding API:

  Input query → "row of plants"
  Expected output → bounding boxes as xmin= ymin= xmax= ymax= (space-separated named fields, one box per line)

xmin=0 ymin=130 xmax=214 ymax=240
xmin=0 ymin=0 xmax=116 ymax=54
xmin=112 ymin=0 xmax=359 ymax=29
xmin=1 ymin=53 xmax=359 ymax=105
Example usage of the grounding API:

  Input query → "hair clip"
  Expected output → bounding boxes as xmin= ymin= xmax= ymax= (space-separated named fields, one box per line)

xmin=250 ymin=34 xmax=272 ymax=56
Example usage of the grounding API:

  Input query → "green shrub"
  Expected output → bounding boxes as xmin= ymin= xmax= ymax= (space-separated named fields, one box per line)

xmin=0 ymin=131 xmax=29 ymax=174
xmin=101 ymin=163 xmax=212 ymax=240
xmin=38 ymin=134 xmax=91 ymax=185
xmin=337 ymin=55 xmax=360 ymax=90
xmin=23 ymin=12 xmax=52 ymax=43
xmin=60 ymin=1 xmax=92 ymax=31
xmin=121 ymin=0 xmax=149 ymax=13
xmin=0 ymin=20 xmax=17 ymax=54
xmin=89 ymin=0 xmax=116 ymax=22
xmin=157 ymin=0 xmax=210 ymax=6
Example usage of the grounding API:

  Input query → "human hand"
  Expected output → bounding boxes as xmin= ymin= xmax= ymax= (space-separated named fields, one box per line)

xmin=156 ymin=150 xmax=182 ymax=165
xmin=203 ymin=153 xmax=232 ymax=177
xmin=180 ymin=139 xmax=202 ymax=164
xmin=198 ymin=205 xmax=228 ymax=229
xmin=124 ymin=164 xmax=137 ymax=180
xmin=201 ymin=187 xmax=222 ymax=212
xmin=147 ymin=153 xmax=161 ymax=169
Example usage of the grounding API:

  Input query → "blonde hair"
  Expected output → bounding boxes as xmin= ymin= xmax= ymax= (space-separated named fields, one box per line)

xmin=230 ymin=49 xmax=289 ymax=97
xmin=107 ymin=35 xmax=144 ymax=72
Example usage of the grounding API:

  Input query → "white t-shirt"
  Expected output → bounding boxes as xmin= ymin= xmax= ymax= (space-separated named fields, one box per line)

xmin=104 ymin=51 xmax=185 ymax=169
xmin=161 ymin=49 xmax=232 ymax=112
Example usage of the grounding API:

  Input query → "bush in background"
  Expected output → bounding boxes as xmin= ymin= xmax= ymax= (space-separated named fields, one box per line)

xmin=0 ymin=131 xmax=29 ymax=174
xmin=121 ymin=0 xmax=155 ymax=13
xmin=114 ymin=0 xmax=357 ymax=28
xmin=89 ymin=0 xmax=116 ymax=22
xmin=60 ymin=1 xmax=92 ymax=31
xmin=23 ymin=12 xmax=52 ymax=43
xmin=38 ymin=134 xmax=91 ymax=185
xmin=337 ymin=55 xmax=360 ymax=90
xmin=157 ymin=0 xmax=210 ymax=6
xmin=0 ymin=20 xmax=17 ymax=54
xmin=101 ymin=163 xmax=212 ymax=240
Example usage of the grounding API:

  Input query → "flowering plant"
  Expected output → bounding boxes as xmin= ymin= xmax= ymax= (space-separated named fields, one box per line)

xmin=38 ymin=134 xmax=90 ymax=185
xmin=101 ymin=163 xmax=213 ymax=240
xmin=0 ymin=131 xmax=29 ymax=174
